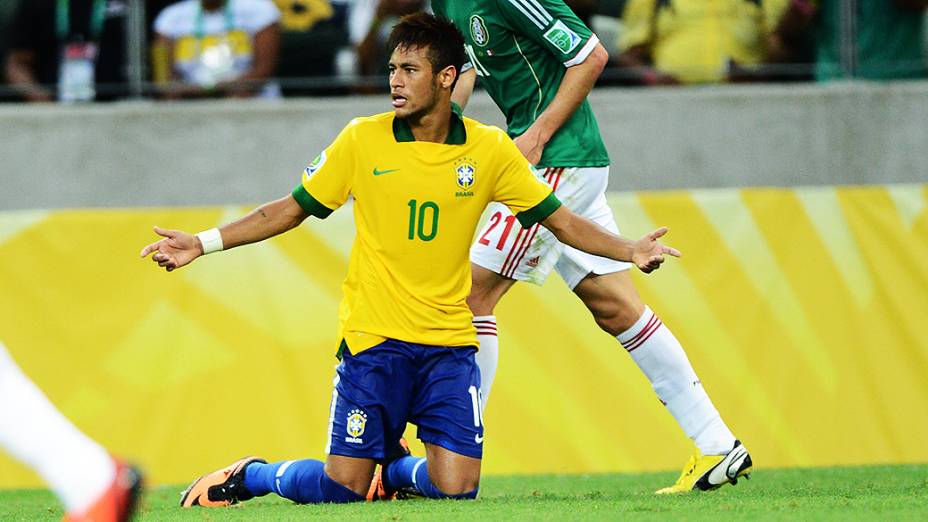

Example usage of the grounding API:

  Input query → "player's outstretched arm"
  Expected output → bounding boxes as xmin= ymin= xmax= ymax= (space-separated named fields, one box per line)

xmin=540 ymin=205 xmax=681 ymax=273
xmin=139 ymin=194 xmax=309 ymax=272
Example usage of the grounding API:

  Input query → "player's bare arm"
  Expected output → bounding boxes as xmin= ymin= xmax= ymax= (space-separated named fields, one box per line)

xmin=139 ymin=194 xmax=309 ymax=271
xmin=451 ymin=68 xmax=477 ymax=109
xmin=514 ymin=43 xmax=608 ymax=164
xmin=540 ymin=205 xmax=681 ymax=273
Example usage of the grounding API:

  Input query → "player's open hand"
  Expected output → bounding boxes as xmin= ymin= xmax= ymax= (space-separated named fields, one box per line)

xmin=632 ymin=227 xmax=682 ymax=273
xmin=139 ymin=226 xmax=201 ymax=272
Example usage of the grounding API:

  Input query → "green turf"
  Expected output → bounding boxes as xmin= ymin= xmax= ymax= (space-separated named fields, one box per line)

xmin=1 ymin=465 xmax=926 ymax=521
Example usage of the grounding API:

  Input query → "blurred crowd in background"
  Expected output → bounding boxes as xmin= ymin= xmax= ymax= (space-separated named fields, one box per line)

xmin=1 ymin=0 xmax=926 ymax=102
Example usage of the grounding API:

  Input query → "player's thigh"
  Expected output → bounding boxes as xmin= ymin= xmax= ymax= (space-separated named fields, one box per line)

xmin=554 ymin=175 xmax=632 ymax=290
xmin=410 ymin=346 xmax=484 ymax=464
xmin=467 ymin=262 xmax=517 ymax=315
xmin=424 ymin=442 xmax=482 ymax=494
xmin=327 ymin=343 xmax=415 ymax=463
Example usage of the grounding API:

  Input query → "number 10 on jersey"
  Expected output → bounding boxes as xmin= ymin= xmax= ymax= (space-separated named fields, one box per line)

xmin=407 ymin=199 xmax=440 ymax=241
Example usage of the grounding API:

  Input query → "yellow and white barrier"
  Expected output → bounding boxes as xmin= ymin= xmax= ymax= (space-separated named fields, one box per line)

xmin=1 ymin=185 xmax=926 ymax=487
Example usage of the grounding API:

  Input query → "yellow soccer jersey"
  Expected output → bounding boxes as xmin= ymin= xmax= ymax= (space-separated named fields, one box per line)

xmin=291 ymin=106 xmax=559 ymax=353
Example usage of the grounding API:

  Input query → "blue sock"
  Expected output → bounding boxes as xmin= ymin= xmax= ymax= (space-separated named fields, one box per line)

xmin=383 ymin=456 xmax=478 ymax=500
xmin=243 ymin=459 xmax=364 ymax=504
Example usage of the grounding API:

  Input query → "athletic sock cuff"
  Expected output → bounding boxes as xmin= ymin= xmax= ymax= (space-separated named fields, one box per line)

xmin=473 ymin=315 xmax=498 ymax=336
xmin=616 ymin=306 xmax=655 ymax=347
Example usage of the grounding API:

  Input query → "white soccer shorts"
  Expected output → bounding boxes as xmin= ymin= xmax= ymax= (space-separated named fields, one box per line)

xmin=470 ymin=165 xmax=631 ymax=289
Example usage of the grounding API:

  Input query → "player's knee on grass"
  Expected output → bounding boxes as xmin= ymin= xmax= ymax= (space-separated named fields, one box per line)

xmin=425 ymin=449 xmax=481 ymax=496
xmin=430 ymin=472 xmax=480 ymax=496
xmin=325 ymin=456 xmax=377 ymax=496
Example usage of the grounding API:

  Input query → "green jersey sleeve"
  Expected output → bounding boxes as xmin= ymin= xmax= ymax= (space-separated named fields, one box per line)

xmin=291 ymin=122 xmax=357 ymax=219
xmin=495 ymin=0 xmax=599 ymax=67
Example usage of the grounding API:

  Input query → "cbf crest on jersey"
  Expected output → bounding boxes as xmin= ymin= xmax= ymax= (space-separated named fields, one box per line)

xmin=470 ymin=15 xmax=489 ymax=47
xmin=303 ymin=150 xmax=327 ymax=179
xmin=454 ymin=157 xmax=476 ymax=198
xmin=345 ymin=409 xmax=367 ymax=444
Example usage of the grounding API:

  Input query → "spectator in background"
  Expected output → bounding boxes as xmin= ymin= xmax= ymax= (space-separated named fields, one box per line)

xmin=614 ymin=0 xmax=792 ymax=85
xmin=351 ymin=0 xmax=424 ymax=78
xmin=271 ymin=0 xmax=351 ymax=95
xmin=4 ymin=0 xmax=129 ymax=102
xmin=152 ymin=0 xmax=281 ymax=98
xmin=780 ymin=0 xmax=927 ymax=81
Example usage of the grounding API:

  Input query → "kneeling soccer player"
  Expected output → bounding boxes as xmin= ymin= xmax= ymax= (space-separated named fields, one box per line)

xmin=140 ymin=12 xmax=680 ymax=507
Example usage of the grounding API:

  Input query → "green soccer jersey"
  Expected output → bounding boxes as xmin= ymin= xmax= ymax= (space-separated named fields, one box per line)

xmin=433 ymin=0 xmax=610 ymax=168
xmin=814 ymin=1 xmax=927 ymax=81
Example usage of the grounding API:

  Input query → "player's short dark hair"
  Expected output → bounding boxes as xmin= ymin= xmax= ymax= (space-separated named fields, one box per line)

xmin=387 ymin=12 xmax=467 ymax=86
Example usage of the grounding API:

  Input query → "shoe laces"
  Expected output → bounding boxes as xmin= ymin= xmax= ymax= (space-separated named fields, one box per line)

xmin=674 ymin=454 xmax=700 ymax=487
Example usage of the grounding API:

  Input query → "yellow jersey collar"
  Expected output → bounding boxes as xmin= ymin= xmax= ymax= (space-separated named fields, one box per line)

xmin=392 ymin=102 xmax=467 ymax=145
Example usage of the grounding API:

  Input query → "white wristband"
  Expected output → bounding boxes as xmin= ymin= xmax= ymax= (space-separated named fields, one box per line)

xmin=196 ymin=228 xmax=224 ymax=255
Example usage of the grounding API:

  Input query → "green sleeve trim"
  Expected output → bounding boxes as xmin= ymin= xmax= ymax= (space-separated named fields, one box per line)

xmin=516 ymin=192 xmax=561 ymax=228
xmin=291 ymin=184 xmax=334 ymax=219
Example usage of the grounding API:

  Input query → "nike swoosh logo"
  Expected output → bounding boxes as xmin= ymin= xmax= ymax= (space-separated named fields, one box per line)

xmin=475 ymin=433 xmax=484 ymax=444
xmin=373 ymin=167 xmax=400 ymax=176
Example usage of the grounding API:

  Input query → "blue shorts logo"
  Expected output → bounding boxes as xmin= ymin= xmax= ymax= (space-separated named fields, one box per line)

xmin=345 ymin=409 xmax=367 ymax=443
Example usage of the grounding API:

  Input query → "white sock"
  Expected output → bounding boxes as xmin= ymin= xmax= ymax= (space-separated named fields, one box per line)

xmin=617 ymin=308 xmax=736 ymax=456
xmin=473 ymin=315 xmax=498 ymax=411
xmin=0 ymin=343 xmax=115 ymax=513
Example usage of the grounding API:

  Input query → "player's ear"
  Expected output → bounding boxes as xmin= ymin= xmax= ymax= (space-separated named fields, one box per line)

xmin=438 ymin=65 xmax=457 ymax=90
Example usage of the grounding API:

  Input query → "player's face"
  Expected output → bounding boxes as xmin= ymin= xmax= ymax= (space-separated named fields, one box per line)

xmin=389 ymin=45 xmax=441 ymax=122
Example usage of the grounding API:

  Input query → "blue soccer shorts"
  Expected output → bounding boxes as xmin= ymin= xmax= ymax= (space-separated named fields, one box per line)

xmin=325 ymin=339 xmax=484 ymax=461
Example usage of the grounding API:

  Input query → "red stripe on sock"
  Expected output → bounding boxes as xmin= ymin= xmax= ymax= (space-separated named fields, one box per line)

xmin=623 ymin=314 xmax=658 ymax=346
xmin=625 ymin=319 xmax=663 ymax=352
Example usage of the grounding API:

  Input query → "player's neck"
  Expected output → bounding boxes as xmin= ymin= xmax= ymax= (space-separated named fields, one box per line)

xmin=408 ymin=103 xmax=452 ymax=144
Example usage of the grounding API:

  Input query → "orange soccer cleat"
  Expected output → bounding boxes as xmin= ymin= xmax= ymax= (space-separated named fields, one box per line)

xmin=180 ymin=456 xmax=266 ymax=508
xmin=366 ymin=438 xmax=413 ymax=502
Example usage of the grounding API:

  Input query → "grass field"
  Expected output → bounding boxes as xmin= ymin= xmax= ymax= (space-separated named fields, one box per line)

xmin=1 ymin=465 xmax=926 ymax=521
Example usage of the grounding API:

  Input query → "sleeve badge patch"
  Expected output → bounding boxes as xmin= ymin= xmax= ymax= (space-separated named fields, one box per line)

xmin=304 ymin=150 xmax=327 ymax=179
xmin=544 ymin=20 xmax=581 ymax=54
